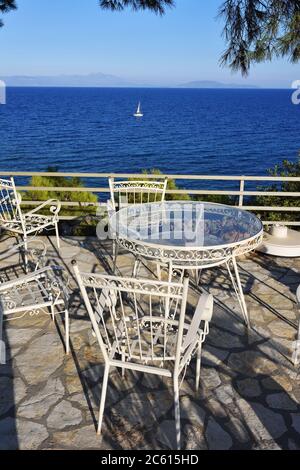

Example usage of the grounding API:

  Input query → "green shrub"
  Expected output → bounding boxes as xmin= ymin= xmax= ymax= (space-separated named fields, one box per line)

xmin=254 ymin=157 xmax=300 ymax=224
xmin=21 ymin=167 xmax=99 ymax=235
xmin=194 ymin=193 xmax=237 ymax=205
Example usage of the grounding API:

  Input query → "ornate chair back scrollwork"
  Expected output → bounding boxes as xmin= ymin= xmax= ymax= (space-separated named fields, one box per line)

xmin=108 ymin=177 xmax=168 ymax=273
xmin=0 ymin=177 xmax=61 ymax=268
xmin=109 ymin=177 xmax=168 ymax=211
xmin=0 ymin=178 xmax=25 ymax=231
xmin=73 ymin=261 xmax=214 ymax=449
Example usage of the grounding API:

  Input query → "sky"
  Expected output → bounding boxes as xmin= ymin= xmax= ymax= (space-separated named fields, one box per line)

xmin=0 ymin=0 xmax=299 ymax=87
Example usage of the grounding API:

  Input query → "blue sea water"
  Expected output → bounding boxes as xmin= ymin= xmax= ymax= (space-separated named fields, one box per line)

xmin=0 ymin=87 xmax=299 ymax=191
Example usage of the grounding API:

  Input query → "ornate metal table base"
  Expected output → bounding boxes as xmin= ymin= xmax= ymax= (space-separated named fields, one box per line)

xmin=112 ymin=202 xmax=264 ymax=327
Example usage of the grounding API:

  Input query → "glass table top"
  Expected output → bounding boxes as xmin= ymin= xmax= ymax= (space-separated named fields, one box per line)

xmin=113 ymin=201 xmax=263 ymax=249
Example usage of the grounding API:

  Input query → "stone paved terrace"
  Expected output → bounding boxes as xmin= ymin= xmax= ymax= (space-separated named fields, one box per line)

xmin=0 ymin=235 xmax=300 ymax=450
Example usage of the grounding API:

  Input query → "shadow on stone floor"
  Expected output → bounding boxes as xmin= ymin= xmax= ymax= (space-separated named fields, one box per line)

xmin=0 ymin=323 xmax=20 ymax=450
xmin=1 ymin=235 xmax=299 ymax=449
xmin=198 ymin=258 xmax=299 ymax=365
xmin=64 ymin=296 xmax=300 ymax=450
xmin=250 ymin=253 xmax=299 ymax=296
xmin=238 ymin=256 xmax=299 ymax=364
xmin=0 ymin=255 xmax=30 ymax=448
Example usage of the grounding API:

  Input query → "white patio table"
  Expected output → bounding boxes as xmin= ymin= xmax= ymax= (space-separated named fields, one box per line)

xmin=112 ymin=201 xmax=264 ymax=326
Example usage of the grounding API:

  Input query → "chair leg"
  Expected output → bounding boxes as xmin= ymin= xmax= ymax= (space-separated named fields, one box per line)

xmin=65 ymin=309 xmax=70 ymax=355
xmin=55 ymin=222 xmax=60 ymax=249
xmin=50 ymin=304 xmax=55 ymax=322
xmin=173 ymin=377 xmax=181 ymax=450
xmin=195 ymin=341 xmax=202 ymax=392
xmin=23 ymin=235 xmax=29 ymax=273
xmin=97 ymin=365 xmax=110 ymax=436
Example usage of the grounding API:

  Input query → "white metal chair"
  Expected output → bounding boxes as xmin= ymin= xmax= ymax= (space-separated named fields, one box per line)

xmin=108 ymin=177 xmax=168 ymax=211
xmin=0 ymin=238 xmax=47 ymax=364
xmin=73 ymin=261 xmax=214 ymax=450
xmin=0 ymin=240 xmax=70 ymax=358
xmin=295 ymin=285 xmax=300 ymax=366
xmin=108 ymin=177 xmax=168 ymax=273
xmin=0 ymin=177 xmax=61 ymax=263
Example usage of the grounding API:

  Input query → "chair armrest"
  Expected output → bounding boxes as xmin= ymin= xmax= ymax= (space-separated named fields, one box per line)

xmin=25 ymin=199 xmax=61 ymax=217
xmin=182 ymin=293 xmax=214 ymax=352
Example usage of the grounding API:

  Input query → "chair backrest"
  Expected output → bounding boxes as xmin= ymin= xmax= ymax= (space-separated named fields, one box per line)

xmin=73 ymin=262 xmax=213 ymax=373
xmin=109 ymin=177 xmax=168 ymax=211
xmin=0 ymin=177 xmax=23 ymax=226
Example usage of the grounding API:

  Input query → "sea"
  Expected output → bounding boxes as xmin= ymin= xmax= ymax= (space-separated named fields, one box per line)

xmin=0 ymin=87 xmax=299 ymax=192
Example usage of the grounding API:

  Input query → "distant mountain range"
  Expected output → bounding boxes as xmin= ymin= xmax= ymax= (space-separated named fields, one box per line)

xmin=2 ymin=73 xmax=258 ymax=89
xmin=3 ymin=73 xmax=135 ymax=88
xmin=178 ymin=80 xmax=258 ymax=89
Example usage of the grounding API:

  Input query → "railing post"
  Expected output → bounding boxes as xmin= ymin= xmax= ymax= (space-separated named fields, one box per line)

xmin=239 ymin=178 xmax=245 ymax=207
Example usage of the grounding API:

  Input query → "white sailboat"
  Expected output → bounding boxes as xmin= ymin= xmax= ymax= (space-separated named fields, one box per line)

xmin=134 ymin=102 xmax=143 ymax=117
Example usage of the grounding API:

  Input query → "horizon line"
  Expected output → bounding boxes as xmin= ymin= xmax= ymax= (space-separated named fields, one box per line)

xmin=3 ymin=85 xmax=292 ymax=90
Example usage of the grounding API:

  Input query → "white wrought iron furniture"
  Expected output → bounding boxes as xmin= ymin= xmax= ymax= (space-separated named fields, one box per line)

xmin=108 ymin=177 xmax=168 ymax=270
xmin=0 ymin=240 xmax=70 ymax=356
xmin=73 ymin=261 xmax=214 ymax=450
xmin=108 ymin=177 xmax=168 ymax=211
xmin=113 ymin=201 xmax=264 ymax=327
xmin=0 ymin=238 xmax=47 ymax=364
xmin=295 ymin=285 xmax=300 ymax=366
xmin=0 ymin=177 xmax=61 ymax=264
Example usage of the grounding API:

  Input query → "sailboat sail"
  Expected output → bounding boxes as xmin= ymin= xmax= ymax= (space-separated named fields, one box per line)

xmin=134 ymin=102 xmax=143 ymax=117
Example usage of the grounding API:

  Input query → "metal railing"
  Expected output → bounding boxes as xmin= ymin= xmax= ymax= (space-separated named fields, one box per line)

xmin=2 ymin=171 xmax=300 ymax=226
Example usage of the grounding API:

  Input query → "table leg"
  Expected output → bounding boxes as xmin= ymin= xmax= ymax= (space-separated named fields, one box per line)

xmin=293 ymin=314 xmax=300 ymax=366
xmin=112 ymin=241 xmax=119 ymax=273
xmin=226 ymin=256 xmax=250 ymax=327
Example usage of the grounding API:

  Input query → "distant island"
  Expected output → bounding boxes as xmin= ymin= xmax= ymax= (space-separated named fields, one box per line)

xmin=178 ymin=80 xmax=259 ymax=89
xmin=2 ymin=73 xmax=258 ymax=89
xmin=2 ymin=73 xmax=135 ymax=88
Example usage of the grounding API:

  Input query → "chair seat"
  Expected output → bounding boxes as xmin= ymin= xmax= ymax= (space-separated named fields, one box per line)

xmin=0 ymin=214 xmax=55 ymax=234
xmin=0 ymin=218 xmax=24 ymax=233
xmin=0 ymin=271 xmax=66 ymax=318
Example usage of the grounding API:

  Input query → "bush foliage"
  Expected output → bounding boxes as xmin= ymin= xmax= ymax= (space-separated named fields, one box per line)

xmin=22 ymin=167 xmax=98 ymax=218
xmin=254 ymin=157 xmax=300 ymax=224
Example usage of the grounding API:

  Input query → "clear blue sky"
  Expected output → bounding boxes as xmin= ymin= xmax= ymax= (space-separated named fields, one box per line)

xmin=1 ymin=0 xmax=299 ymax=87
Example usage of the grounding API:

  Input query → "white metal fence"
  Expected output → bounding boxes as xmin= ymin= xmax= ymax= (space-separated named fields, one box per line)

xmin=2 ymin=171 xmax=300 ymax=226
